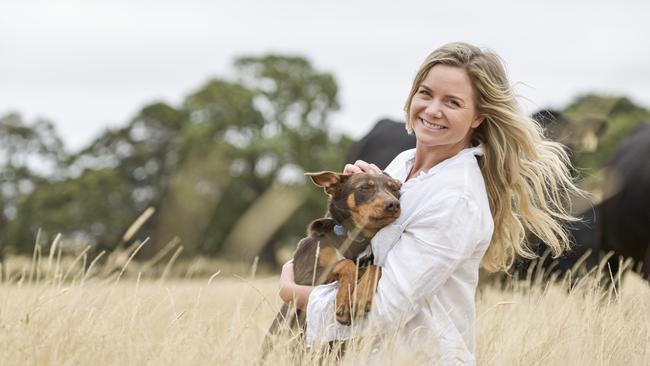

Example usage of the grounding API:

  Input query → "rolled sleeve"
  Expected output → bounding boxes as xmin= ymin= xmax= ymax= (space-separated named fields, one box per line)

xmin=305 ymin=282 xmax=350 ymax=345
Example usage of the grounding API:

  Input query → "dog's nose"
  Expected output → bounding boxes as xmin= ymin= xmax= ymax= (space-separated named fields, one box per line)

xmin=386 ymin=200 xmax=400 ymax=212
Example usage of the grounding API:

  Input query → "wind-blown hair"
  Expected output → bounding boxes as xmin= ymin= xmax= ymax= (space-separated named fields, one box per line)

xmin=404 ymin=42 xmax=581 ymax=272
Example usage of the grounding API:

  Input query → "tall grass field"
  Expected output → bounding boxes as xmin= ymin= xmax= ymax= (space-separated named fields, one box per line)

xmin=0 ymin=244 xmax=648 ymax=365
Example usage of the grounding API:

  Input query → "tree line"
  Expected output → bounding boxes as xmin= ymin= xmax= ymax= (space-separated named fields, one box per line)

xmin=0 ymin=55 xmax=354 ymax=270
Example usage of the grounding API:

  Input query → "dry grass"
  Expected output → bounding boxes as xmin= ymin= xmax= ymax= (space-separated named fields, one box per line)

xmin=477 ymin=274 xmax=650 ymax=365
xmin=1 ymin=252 xmax=649 ymax=365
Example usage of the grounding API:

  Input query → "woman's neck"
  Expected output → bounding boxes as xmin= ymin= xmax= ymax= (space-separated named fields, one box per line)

xmin=407 ymin=141 xmax=470 ymax=181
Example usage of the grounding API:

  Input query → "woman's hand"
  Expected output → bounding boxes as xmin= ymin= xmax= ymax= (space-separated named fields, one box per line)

xmin=278 ymin=259 xmax=313 ymax=310
xmin=279 ymin=259 xmax=295 ymax=299
xmin=343 ymin=160 xmax=383 ymax=175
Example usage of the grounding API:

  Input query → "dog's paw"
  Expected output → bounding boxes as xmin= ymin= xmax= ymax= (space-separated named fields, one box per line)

xmin=335 ymin=300 xmax=351 ymax=325
xmin=351 ymin=266 xmax=381 ymax=319
xmin=351 ymin=294 xmax=373 ymax=319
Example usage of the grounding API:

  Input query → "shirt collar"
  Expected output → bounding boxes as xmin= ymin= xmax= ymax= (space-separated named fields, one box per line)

xmin=402 ymin=143 xmax=484 ymax=182
xmin=404 ymin=144 xmax=483 ymax=162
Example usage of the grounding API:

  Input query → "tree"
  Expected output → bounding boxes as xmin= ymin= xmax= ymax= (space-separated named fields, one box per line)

xmin=9 ymin=169 xmax=134 ymax=254
xmin=148 ymin=78 xmax=266 ymax=257
xmin=216 ymin=55 xmax=350 ymax=264
xmin=3 ymin=54 xmax=353 ymax=269
xmin=564 ymin=94 xmax=650 ymax=175
xmin=0 ymin=113 xmax=65 ymax=275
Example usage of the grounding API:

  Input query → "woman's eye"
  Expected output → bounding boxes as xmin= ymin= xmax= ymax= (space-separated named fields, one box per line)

xmin=418 ymin=89 xmax=431 ymax=96
xmin=446 ymin=99 xmax=460 ymax=108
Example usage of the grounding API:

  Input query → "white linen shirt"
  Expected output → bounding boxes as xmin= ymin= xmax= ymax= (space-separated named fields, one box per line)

xmin=306 ymin=145 xmax=494 ymax=365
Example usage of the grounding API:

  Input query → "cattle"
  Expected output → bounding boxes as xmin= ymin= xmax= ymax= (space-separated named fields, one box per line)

xmin=515 ymin=121 xmax=650 ymax=285
xmin=346 ymin=118 xmax=416 ymax=170
xmin=599 ymin=123 xmax=650 ymax=280
xmin=532 ymin=109 xmax=608 ymax=155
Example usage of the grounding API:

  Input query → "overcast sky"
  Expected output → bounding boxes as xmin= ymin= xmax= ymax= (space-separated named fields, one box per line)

xmin=1 ymin=0 xmax=649 ymax=151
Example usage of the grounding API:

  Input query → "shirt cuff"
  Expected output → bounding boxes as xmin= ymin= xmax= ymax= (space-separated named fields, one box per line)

xmin=305 ymin=282 xmax=352 ymax=346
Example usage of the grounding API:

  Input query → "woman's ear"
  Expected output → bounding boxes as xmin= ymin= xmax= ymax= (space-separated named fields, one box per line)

xmin=471 ymin=115 xmax=485 ymax=129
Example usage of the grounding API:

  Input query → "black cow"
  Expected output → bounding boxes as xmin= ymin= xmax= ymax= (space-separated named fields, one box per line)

xmin=599 ymin=123 xmax=650 ymax=280
xmin=346 ymin=119 xmax=416 ymax=170
xmin=515 ymin=122 xmax=650 ymax=284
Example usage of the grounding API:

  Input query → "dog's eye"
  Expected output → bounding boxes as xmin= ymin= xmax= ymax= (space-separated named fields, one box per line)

xmin=360 ymin=184 xmax=372 ymax=190
xmin=388 ymin=186 xmax=401 ymax=197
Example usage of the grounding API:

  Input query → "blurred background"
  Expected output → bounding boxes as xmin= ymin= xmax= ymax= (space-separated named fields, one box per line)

xmin=1 ymin=0 xmax=649 ymax=276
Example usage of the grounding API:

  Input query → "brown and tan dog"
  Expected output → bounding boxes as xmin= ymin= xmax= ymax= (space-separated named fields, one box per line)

xmin=263 ymin=171 xmax=401 ymax=353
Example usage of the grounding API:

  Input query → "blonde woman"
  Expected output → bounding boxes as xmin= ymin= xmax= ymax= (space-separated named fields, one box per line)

xmin=278 ymin=42 xmax=579 ymax=364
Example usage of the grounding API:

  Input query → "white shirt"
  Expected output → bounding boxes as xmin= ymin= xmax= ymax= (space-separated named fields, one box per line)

xmin=306 ymin=145 xmax=494 ymax=365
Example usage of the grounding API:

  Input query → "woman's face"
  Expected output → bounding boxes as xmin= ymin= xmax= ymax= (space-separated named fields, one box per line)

xmin=408 ymin=64 xmax=483 ymax=152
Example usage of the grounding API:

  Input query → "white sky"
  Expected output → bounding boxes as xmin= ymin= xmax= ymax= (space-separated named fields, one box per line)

xmin=1 ymin=0 xmax=649 ymax=151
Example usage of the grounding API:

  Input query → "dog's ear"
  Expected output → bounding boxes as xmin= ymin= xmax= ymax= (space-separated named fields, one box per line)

xmin=308 ymin=218 xmax=336 ymax=237
xmin=304 ymin=171 xmax=350 ymax=195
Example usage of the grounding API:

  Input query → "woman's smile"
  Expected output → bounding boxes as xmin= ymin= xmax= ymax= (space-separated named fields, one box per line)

xmin=418 ymin=117 xmax=448 ymax=131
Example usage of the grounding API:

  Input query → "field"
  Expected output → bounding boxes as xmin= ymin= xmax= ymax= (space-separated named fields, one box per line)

xmin=1 ymin=253 xmax=649 ymax=366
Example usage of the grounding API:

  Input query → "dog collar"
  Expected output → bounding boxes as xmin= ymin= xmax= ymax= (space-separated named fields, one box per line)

xmin=333 ymin=224 xmax=366 ymax=243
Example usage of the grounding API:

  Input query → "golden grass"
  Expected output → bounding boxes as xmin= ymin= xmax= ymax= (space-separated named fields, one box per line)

xmin=1 ymin=254 xmax=648 ymax=365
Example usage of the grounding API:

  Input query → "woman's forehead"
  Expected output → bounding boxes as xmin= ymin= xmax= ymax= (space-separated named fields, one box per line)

xmin=420 ymin=64 xmax=474 ymax=98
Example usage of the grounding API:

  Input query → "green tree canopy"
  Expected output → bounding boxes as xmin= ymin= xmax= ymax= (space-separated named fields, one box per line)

xmin=3 ymin=55 xmax=352 ymax=268
xmin=0 ymin=113 xmax=66 ymax=263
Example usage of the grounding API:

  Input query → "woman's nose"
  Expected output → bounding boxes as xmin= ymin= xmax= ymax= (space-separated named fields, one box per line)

xmin=424 ymin=100 xmax=443 ymax=118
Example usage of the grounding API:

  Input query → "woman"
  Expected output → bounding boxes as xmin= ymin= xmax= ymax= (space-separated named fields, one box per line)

xmin=278 ymin=42 xmax=579 ymax=364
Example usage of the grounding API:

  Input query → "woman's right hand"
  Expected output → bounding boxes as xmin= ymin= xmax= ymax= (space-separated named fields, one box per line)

xmin=278 ymin=259 xmax=313 ymax=310
xmin=279 ymin=259 xmax=295 ymax=301
xmin=343 ymin=160 xmax=383 ymax=175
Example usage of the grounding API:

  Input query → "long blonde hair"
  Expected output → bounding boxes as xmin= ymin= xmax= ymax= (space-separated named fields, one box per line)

xmin=404 ymin=42 xmax=581 ymax=272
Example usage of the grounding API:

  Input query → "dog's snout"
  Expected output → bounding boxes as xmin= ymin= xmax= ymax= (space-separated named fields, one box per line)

xmin=386 ymin=200 xmax=400 ymax=212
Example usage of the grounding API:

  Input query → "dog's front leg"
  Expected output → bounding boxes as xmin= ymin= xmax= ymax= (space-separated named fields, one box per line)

xmin=331 ymin=259 xmax=356 ymax=325
xmin=351 ymin=265 xmax=382 ymax=318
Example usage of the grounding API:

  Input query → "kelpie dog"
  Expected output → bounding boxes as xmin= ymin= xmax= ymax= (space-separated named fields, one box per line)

xmin=263 ymin=170 xmax=401 ymax=354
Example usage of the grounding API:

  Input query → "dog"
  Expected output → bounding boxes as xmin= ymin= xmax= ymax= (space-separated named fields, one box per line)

xmin=262 ymin=170 xmax=402 ymax=356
